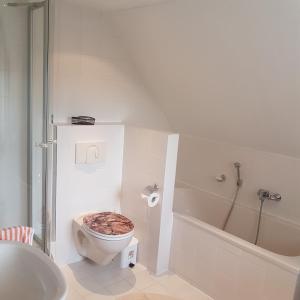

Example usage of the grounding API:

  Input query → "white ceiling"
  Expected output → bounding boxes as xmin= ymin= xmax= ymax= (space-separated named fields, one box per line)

xmin=65 ymin=0 xmax=172 ymax=12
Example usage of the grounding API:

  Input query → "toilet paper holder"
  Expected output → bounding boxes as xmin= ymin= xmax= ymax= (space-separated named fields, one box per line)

xmin=143 ymin=184 xmax=159 ymax=195
xmin=141 ymin=184 xmax=160 ymax=208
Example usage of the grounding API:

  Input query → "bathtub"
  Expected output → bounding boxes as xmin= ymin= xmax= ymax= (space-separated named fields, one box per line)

xmin=170 ymin=187 xmax=300 ymax=300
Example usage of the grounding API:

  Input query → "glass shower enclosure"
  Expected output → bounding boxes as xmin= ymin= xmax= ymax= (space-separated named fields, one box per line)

xmin=0 ymin=0 xmax=50 ymax=253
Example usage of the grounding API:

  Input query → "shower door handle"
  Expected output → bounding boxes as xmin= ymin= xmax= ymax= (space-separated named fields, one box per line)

xmin=36 ymin=142 xmax=48 ymax=149
xmin=47 ymin=138 xmax=57 ymax=145
xmin=36 ymin=138 xmax=57 ymax=149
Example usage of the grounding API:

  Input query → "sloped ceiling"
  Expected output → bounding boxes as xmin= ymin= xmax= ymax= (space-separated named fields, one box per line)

xmin=108 ymin=0 xmax=300 ymax=157
xmin=63 ymin=0 xmax=172 ymax=12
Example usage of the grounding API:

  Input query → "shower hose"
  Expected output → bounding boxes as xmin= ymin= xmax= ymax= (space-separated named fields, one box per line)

xmin=222 ymin=185 xmax=241 ymax=231
xmin=223 ymin=185 xmax=265 ymax=245
xmin=254 ymin=199 xmax=264 ymax=245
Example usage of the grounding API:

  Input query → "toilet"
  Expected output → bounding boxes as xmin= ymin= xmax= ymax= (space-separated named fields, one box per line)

xmin=73 ymin=212 xmax=134 ymax=265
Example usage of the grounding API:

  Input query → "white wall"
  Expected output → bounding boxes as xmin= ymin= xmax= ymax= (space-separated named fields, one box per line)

xmin=0 ymin=7 xmax=28 ymax=228
xmin=55 ymin=124 xmax=179 ymax=271
xmin=121 ymin=127 xmax=178 ymax=275
xmin=176 ymin=136 xmax=300 ymax=228
xmin=107 ymin=0 xmax=300 ymax=225
xmin=54 ymin=125 xmax=124 ymax=265
xmin=109 ymin=0 xmax=300 ymax=157
xmin=51 ymin=0 xmax=169 ymax=130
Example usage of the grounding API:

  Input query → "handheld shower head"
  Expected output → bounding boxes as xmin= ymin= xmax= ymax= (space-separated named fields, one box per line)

xmin=234 ymin=162 xmax=243 ymax=186
xmin=234 ymin=162 xmax=241 ymax=168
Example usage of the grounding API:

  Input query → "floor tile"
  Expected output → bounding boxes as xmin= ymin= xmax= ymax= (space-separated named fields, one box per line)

xmin=126 ymin=270 xmax=156 ymax=290
xmin=84 ymin=294 xmax=115 ymax=300
xmin=105 ymin=278 xmax=136 ymax=296
xmin=141 ymin=283 xmax=169 ymax=296
xmin=66 ymin=287 xmax=85 ymax=300
xmin=61 ymin=260 xmax=212 ymax=300
xmin=62 ymin=265 xmax=112 ymax=298
xmin=117 ymin=293 xmax=179 ymax=300
xmin=130 ymin=263 xmax=147 ymax=275
xmin=154 ymin=274 xmax=211 ymax=300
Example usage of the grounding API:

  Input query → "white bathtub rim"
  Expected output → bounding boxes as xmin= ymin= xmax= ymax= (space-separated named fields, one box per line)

xmin=173 ymin=212 xmax=300 ymax=275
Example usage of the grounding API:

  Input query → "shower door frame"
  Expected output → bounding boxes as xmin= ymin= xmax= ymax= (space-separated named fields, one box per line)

xmin=27 ymin=0 xmax=51 ymax=254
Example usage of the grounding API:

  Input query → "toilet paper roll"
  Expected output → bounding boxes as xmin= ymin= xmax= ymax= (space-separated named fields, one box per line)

xmin=142 ymin=192 xmax=160 ymax=208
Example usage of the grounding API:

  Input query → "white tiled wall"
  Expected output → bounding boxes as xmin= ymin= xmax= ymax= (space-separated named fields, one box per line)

xmin=176 ymin=135 xmax=300 ymax=227
xmin=54 ymin=125 xmax=124 ymax=265
xmin=121 ymin=127 xmax=178 ymax=275
xmin=173 ymin=186 xmax=300 ymax=256
xmin=0 ymin=7 xmax=28 ymax=228
xmin=54 ymin=124 xmax=178 ymax=272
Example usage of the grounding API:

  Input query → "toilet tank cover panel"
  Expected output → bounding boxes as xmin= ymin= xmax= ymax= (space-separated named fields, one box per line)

xmin=83 ymin=212 xmax=134 ymax=235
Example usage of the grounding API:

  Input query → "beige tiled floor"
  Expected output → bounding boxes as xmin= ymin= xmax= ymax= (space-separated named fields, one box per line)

xmin=118 ymin=293 xmax=191 ymax=300
xmin=61 ymin=260 xmax=212 ymax=300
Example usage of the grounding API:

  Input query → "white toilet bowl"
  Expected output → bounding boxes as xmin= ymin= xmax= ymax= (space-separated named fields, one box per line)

xmin=73 ymin=212 xmax=134 ymax=265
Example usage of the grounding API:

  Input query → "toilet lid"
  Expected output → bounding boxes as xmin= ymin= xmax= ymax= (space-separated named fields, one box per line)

xmin=83 ymin=212 xmax=134 ymax=236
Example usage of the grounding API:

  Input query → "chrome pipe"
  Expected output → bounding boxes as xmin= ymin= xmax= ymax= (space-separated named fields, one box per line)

xmin=0 ymin=0 xmax=45 ymax=7
xmin=255 ymin=198 xmax=265 ymax=245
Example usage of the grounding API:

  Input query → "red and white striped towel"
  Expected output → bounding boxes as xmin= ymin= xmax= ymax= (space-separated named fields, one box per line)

xmin=0 ymin=226 xmax=34 ymax=245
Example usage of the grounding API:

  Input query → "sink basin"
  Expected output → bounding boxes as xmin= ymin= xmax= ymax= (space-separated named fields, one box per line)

xmin=0 ymin=241 xmax=67 ymax=300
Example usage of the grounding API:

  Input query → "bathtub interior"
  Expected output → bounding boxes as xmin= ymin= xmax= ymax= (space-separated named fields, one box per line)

xmin=173 ymin=186 xmax=300 ymax=257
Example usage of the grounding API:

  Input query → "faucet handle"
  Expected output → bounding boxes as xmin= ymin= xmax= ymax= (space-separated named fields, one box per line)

xmin=271 ymin=193 xmax=282 ymax=201
xmin=257 ymin=189 xmax=281 ymax=202
xmin=216 ymin=174 xmax=226 ymax=182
